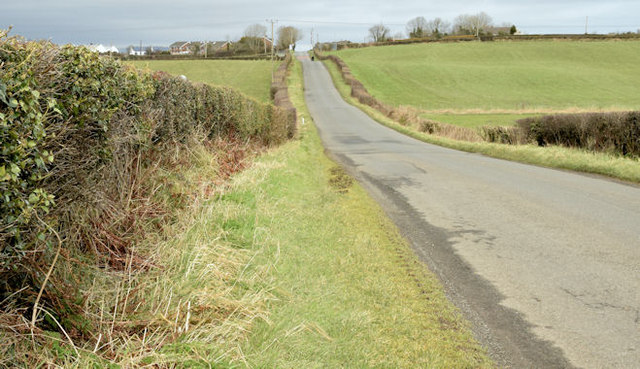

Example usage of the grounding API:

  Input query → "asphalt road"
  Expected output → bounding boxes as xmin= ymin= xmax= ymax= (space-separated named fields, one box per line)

xmin=300 ymin=55 xmax=640 ymax=369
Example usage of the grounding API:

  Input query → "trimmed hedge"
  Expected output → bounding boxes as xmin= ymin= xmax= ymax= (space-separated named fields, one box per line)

xmin=517 ymin=112 xmax=640 ymax=157
xmin=0 ymin=33 xmax=295 ymax=324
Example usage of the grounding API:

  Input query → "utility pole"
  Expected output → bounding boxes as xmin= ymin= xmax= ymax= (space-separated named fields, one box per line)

xmin=204 ymin=40 xmax=207 ymax=58
xmin=311 ymin=28 xmax=314 ymax=49
xmin=266 ymin=19 xmax=278 ymax=80
xmin=139 ymin=40 xmax=142 ymax=56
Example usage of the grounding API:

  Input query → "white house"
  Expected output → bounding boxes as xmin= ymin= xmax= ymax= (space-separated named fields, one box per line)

xmin=127 ymin=46 xmax=146 ymax=56
xmin=86 ymin=44 xmax=119 ymax=54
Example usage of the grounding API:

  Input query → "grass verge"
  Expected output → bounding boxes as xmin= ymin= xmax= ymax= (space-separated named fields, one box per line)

xmin=322 ymin=59 xmax=640 ymax=183
xmin=230 ymin=57 xmax=492 ymax=367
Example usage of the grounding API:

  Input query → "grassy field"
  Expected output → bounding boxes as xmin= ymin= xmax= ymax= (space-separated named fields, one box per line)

xmin=332 ymin=40 xmax=640 ymax=126
xmin=131 ymin=59 xmax=273 ymax=102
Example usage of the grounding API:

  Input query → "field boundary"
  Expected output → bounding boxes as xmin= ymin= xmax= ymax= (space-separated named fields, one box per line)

xmin=271 ymin=53 xmax=298 ymax=137
xmin=321 ymin=33 xmax=640 ymax=51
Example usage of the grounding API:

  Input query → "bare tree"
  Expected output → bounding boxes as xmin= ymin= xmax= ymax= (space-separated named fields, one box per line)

xmin=244 ymin=23 xmax=267 ymax=53
xmin=453 ymin=12 xmax=493 ymax=36
xmin=277 ymin=26 xmax=303 ymax=50
xmin=426 ymin=17 xmax=450 ymax=37
xmin=369 ymin=23 xmax=391 ymax=43
xmin=406 ymin=16 xmax=428 ymax=38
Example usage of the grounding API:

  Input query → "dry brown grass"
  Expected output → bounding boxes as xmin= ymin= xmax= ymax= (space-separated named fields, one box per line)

xmin=0 ymin=140 xmax=272 ymax=367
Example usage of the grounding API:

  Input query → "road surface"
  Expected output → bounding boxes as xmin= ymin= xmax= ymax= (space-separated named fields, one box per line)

xmin=300 ymin=55 xmax=640 ymax=368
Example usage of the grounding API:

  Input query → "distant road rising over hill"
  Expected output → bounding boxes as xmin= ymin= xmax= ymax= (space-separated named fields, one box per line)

xmin=300 ymin=54 xmax=640 ymax=368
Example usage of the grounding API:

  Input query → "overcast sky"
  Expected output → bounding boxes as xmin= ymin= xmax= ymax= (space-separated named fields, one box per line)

xmin=2 ymin=0 xmax=639 ymax=48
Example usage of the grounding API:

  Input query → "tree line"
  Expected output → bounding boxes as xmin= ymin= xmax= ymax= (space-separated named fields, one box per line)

xmin=369 ymin=12 xmax=517 ymax=42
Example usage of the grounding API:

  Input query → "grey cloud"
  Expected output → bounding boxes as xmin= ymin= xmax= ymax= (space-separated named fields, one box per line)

xmin=1 ymin=0 xmax=638 ymax=47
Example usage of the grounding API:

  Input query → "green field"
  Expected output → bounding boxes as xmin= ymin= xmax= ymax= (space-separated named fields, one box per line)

xmin=333 ymin=41 xmax=640 ymax=116
xmin=131 ymin=59 xmax=273 ymax=102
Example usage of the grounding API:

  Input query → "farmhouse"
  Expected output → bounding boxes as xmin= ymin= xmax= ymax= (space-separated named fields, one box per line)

xmin=170 ymin=41 xmax=192 ymax=55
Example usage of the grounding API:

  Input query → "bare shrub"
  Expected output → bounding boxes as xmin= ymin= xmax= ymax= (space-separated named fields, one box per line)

xmin=480 ymin=126 xmax=525 ymax=144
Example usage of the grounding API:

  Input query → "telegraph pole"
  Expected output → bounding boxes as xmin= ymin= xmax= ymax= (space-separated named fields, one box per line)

xmin=266 ymin=19 xmax=278 ymax=80
xmin=311 ymin=27 xmax=314 ymax=49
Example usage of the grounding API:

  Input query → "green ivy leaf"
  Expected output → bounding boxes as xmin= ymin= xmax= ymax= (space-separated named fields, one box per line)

xmin=0 ymin=81 xmax=7 ymax=105
xmin=10 ymin=163 xmax=20 ymax=175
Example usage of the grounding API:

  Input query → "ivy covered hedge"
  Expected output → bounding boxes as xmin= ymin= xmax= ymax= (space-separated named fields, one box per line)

xmin=0 ymin=32 xmax=294 ymax=326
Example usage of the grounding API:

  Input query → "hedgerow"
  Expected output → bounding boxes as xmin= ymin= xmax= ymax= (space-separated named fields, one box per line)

xmin=0 ymin=31 xmax=295 ymax=361
xmin=517 ymin=112 xmax=640 ymax=157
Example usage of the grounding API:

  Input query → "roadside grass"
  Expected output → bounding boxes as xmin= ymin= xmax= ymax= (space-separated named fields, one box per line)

xmin=234 ymin=57 xmax=492 ymax=368
xmin=130 ymin=59 xmax=273 ymax=102
xmin=322 ymin=59 xmax=640 ymax=183
xmin=8 ymin=141 xmax=269 ymax=368
xmin=331 ymin=40 xmax=640 ymax=112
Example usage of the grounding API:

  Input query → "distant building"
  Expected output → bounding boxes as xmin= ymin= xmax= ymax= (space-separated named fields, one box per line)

xmin=199 ymin=41 xmax=232 ymax=55
xmin=127 ymin=46 xmax=146 ymax=56
xmin=170 ymin=41 xmax=192 ymax=55
xmin=86 ymin=44 xmax=119 ymax=54
xmin=262 ymin=36 xmax=273 ymax=49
